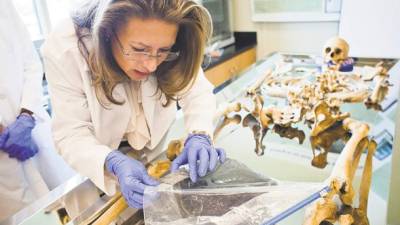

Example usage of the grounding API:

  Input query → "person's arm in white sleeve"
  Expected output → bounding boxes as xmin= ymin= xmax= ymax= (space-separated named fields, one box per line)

xmin=178 ymin=68 xmax=216 ymax=137
xmin=42 ymin=50 xmax=117 ymax=195
xmin=10 ymin=3 xmax=44 ymax=116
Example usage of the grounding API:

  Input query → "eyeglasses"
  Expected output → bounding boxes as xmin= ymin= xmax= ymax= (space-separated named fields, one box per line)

xmin=114 ymin=33 xmax=180 ymax=62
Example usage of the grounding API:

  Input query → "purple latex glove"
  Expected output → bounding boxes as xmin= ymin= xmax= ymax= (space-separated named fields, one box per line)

xmin=105 ymin=151 xmax=159 ymax=209
xmin=1 ymin=113 xmax=38 ymax=161
xmin=327 ymin=58 xmax=354 ymax=72
xmin=171 ymin=134 xmax=226 ymax=182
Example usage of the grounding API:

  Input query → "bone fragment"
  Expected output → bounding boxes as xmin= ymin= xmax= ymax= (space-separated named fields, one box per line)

xmin=366 ymin=74 xmax=390 ymax=104
xmin=246 ymin=69 xmax=272 ymax=95
xmin=251 ymin=94 xmax=264 ymax=118
xmin=166 ymin=139 xmax=184 ymax=161
xmin=273 ymin=125 xmax=305 ymax=144
xmin=147 ymin=160 xmax=172 ymax=179
xmin=310 ymin=101 xmax=350 ymax=137
xmin=242 ymin=113 xmax=265 ymax=156
xmin=303 ymin=179 xmax=342 ymax=225
xmin=213 ymin=102 xmax=242 ymax=123
xmin=326 ymin=90 xmax=370 ymax=103
xmin=265 ymin=105 xmax=301 ymax=127
xmin=213 ymin=114 xmax=242 ymax=140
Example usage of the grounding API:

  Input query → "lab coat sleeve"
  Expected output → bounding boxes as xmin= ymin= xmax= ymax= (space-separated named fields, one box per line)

xmin=42 ymin=51 xmax=117 ymax=195
xmin=12 ymin=4 xmax=45 ymax=117
xmin=178 ymin=69 xmax=216 ymax=137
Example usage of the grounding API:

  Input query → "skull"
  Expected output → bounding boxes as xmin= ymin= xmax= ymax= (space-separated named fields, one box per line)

xmin=323 ymin=37 xmax=349 ymax=64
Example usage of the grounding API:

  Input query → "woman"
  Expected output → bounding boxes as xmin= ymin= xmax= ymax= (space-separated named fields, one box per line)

xmin=42 ymin=0 xmax=225 ymax=209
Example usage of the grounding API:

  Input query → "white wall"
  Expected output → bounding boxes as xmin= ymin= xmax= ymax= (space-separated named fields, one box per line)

xmin=232 ymin=0 xmax=339 ymax=59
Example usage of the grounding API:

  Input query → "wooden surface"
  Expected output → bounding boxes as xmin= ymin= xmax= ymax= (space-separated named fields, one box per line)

xmin=205 ymin=47 xmax=256 ymax=87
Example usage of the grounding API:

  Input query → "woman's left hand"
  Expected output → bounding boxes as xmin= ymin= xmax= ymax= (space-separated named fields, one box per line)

xmin=170 ymin=133 xmax=226 ymax=182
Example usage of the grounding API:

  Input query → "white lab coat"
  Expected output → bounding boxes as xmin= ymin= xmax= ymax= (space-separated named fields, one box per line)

xmin=0 ymin=0 xmax=75 ymax=221
xmin=41 ymin=19 xmax=216 ymax=196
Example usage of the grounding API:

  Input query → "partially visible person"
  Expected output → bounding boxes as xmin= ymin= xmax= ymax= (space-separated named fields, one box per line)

xmin=0 ymin=0 xmax=75 ymax=221
xmin=42 ymin=0 xmax=226 ymax=210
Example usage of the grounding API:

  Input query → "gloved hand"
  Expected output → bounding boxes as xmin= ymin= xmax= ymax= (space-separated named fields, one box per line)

xmin=1 ymin=113 xmax=38 ymax=161
xmin=327 ymin=58 xmax=354 ymax=72
xmin=339 ymin=58 xmax=354 ymax=72
xmin=171 ymin=133 xmax=226 ymax=182
xmin=105 ymin=151 xmax=159 ymax=209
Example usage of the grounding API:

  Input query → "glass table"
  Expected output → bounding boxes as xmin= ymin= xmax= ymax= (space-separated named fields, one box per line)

xmin=2 ymin=52 xmax=399 ymax=225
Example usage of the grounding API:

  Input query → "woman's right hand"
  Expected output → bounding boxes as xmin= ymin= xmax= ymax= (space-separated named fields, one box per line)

xmin=105 ymin=151 xmax=159 ymax=209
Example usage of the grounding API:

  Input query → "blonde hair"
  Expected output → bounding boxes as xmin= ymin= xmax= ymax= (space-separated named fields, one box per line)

xmin=72 ymin=0 xmax=212 ymax=106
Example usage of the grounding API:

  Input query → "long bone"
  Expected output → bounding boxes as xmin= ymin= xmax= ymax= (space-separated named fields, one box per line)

xmin=337 ymin=140 xmax=376 ymax=225
xmin=339 ymin=137 xmax=369 ymax=206
xmin=213 ymin=114 xmax=242 ymax=140
xmin=304 ymin=125 xmax=369 ymax=224
xmin=213 ymin=101 xmax=242 ymax=123
xmin=213 ymin=102 xmax=243 ymax=140
xmin=361 ymin=61 xmax=387 ymax=81
xmin=359 ymin=140 xmax=376 ymax=212
xmin=326 ymin=90 xmax=370 ymax=104
xmin=348 ymin=140 xmax=377 ymax=225
xmin=326 ymin=118 xmax=370 ymax=206
xmin=365 ymin=73 xmax=391 ymax=105
xmin=305 ymin=134 xmax=371 ymax=225
xmin=246 ymin=69 xmax=272 ymax=95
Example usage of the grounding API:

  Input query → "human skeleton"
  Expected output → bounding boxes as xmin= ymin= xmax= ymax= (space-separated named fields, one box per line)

xmin=207 ymin=38 xmax=390 ymax=224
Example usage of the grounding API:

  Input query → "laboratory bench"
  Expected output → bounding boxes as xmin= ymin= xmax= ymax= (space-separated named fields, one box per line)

xmin=2 ymin=52 xmax=400 ymax=225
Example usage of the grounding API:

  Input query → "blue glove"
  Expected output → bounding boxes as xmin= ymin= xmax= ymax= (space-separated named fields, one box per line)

xmin=105 ymin=151 xmax=159 ymax=209
xmin=171 ymin=134 xmax=226 ymax=182
xmin=327 ymin=58 xmax=354 ymax=72
xmin=1 ymin=113 xmax=38 ymax=161
xmin=339 ymin=58 xmax=354 ymax=72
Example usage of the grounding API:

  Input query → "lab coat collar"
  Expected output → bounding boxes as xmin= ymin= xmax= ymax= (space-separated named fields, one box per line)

xmin=81 ymin=57 xmax=159 ymax=146
xmin=141 ymin=75 xmax=158 ymax=139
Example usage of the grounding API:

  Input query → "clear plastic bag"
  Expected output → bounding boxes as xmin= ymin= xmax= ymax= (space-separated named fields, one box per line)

xmin=143 ymin=159 xmax=323 ymax=225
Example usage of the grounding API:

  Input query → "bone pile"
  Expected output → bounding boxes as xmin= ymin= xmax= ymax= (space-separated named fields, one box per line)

xmin=210 ymin=38 xmax=391 ymax=224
